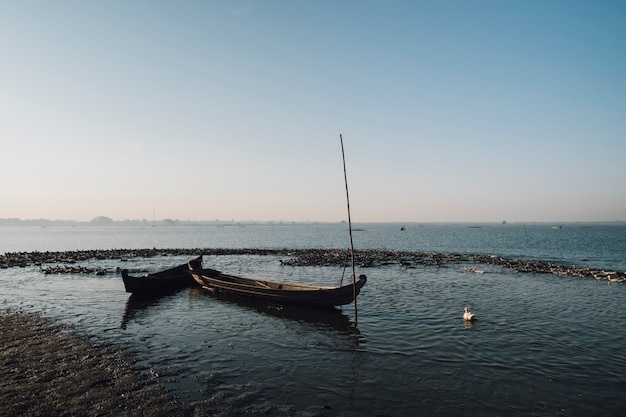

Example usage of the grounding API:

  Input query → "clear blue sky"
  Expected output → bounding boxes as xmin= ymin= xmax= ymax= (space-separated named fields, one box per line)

xmin=1 ymin=1 xmax=624 ymax=222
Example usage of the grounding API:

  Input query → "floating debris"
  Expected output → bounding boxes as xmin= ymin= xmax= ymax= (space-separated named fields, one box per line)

xmin=0 ymin=248 xmax=624 ymax=283
xmin=40 ymin=265 xmax=109 ymax=275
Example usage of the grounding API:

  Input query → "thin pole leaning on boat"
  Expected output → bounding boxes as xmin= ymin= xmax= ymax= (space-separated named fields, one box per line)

xmin=340 ymin=134 xmax=358 ymax=324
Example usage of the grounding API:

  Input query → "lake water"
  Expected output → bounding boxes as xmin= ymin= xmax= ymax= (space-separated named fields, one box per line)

xmin=2 ymin=223 xmax=626 ymax=416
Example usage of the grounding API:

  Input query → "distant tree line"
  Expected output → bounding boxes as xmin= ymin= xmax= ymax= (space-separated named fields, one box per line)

xmin=1 ymin=217 xmax=186 ymax=226
xmin=0 ymin=217 xmax=337 ymax=226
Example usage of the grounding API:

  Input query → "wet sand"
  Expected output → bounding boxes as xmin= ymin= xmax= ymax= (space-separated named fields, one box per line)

xmin=0 ymin=313 xmax=207 ymax=417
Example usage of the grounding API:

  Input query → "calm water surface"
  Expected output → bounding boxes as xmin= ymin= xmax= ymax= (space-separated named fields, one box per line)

xmin=2 ymin=223 xmax=626 ymax=416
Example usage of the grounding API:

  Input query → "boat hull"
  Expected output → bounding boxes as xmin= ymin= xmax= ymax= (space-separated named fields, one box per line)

xmin=188 ymin=266 xmax=366 ymax=309
xmin=121 ymin=256 xmax=202 ymax=295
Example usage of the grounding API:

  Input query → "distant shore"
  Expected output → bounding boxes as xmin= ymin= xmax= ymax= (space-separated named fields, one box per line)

xmin=0 ymin=312 xmax=209 ymax=417
xmin=1 ymin=218 xmax=624 ymax=227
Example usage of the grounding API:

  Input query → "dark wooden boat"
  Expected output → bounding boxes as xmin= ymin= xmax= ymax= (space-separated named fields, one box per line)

xmin=121 ymin=255 xmax=202 ymax=295
xmin=188 ymin=263 xmax=366 ymax=309
xmin=187 ymin=138 xmax=366 ymax=311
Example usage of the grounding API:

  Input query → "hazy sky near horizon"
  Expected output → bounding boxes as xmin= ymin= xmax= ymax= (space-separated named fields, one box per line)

xmin=1 ymin=1 xmax=624 ymax=223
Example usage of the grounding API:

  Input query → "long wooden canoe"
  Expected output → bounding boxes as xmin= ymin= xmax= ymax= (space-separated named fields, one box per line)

xmin=121 ymin=255 xmax=202 ymax=295
xmin=188 ymin=263 xmax=366 ymax=309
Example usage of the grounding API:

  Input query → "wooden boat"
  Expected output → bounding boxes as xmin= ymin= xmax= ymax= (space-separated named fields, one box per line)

xmin=188 ymin=264 xmax=366 ymax=309
xmin=121 ymin=255 xmax=202 ymax=295
xmin=188 ymin=137 xmax=366 ymax=311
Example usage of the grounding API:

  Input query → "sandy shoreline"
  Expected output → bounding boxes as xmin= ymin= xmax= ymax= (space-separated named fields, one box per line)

xmin=0 ymin=312 xmax=207 ymax=417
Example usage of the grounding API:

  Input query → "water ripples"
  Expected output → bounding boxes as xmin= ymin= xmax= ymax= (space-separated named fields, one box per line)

xmin=3 ymin=226 xmax=626 ymax=415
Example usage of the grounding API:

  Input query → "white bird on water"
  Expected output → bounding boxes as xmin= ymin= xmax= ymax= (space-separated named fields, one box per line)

xmin=463 ymin=306 xmax=476 ymax=322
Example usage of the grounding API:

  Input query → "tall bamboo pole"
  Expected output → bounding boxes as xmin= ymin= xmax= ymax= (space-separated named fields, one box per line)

xmin=340 ymin=134 xmax=358 ymax=324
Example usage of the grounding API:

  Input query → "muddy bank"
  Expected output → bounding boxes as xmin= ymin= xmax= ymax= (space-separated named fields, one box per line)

xmin=0 ymin=313 xmax=209 ymax=417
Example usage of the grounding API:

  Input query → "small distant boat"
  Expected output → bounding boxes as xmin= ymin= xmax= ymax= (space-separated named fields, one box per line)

xmin=121 ymin=255 xmax=202 ymax=295
xmin=188 ymin=264 xmax=366 ymax=309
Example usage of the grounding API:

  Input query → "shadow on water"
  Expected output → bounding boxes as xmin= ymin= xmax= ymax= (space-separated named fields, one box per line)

xmin=121 ymin=292 xmax=180 ymax=330
xmin=188 ymin=286 xmax=363 ymax=338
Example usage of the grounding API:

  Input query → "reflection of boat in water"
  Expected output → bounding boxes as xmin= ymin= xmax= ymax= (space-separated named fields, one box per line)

xmin=189 ymin=287 xmax=359 ymax=334
xmin=121 ymin=256 xmax=202 ymax=295
xmin=120 ymin=292 xmax=171 ymax=329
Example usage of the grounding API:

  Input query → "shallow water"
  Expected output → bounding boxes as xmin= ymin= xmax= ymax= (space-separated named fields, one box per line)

xmin=2 ymin=224 xmax=626 ymax=416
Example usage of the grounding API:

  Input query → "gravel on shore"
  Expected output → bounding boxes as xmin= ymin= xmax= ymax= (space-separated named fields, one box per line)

xmin=0 ymin=313 xmax=207 ymax=417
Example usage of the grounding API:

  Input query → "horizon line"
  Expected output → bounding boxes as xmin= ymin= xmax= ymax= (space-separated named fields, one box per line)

xmin=1 ymin=217 xmax=624 ymax=225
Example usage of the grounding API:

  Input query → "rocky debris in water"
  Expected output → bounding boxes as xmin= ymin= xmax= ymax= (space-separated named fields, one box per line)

xmin=1 ymin=248 xmax=624 ymax=283
xmin=40 ymin=265 xmax=110 ymax=275
xmin=279 ymin=250 xmax=626 ymax=282
xmin=0 ymin=248 xmax=285 ymax=269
